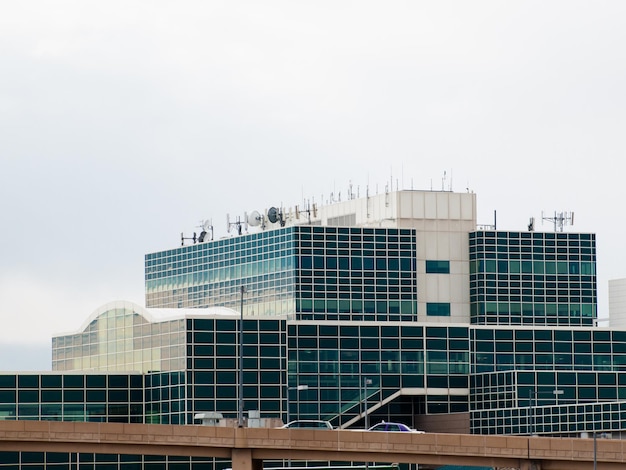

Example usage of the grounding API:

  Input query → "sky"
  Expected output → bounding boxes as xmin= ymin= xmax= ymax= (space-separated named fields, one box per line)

xmin=2 ymin=1 xmax=626 ymax=370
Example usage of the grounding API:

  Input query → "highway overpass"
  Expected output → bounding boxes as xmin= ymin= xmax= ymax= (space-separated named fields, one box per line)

xmin=0 ymin=420 xmax=624 ymax=470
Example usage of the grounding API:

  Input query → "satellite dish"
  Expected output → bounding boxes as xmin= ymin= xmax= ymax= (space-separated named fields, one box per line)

xmin=247 ymin=210 xmax=262 ymax=227
xmin=267 ymin=207 xmax=279 ymax=224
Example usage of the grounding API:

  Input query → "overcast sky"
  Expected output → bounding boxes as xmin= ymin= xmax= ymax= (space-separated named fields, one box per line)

xmin=2 ymin=1 xmax=626 ymax=370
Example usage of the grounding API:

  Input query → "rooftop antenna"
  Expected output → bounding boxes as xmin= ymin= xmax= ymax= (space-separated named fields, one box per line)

xmin=227 ymin=214 xmax=245 ymax=236
xmin=267 ymin=206 xmax=285 ymax=227
xmin=296 ymin=201 xmax=314 ymax=223
xmin=180 ymin=231 xmax=197 ymax=246
xmin=246 ymin=210 xmax=264 ymax=229
xmin=542 ymin=211 xmax=575 ymax=232
xmin=197 ymin=220 xmax=214 ymax=242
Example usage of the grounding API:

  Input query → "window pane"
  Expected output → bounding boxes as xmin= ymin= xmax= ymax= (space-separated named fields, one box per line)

xmin=426 ymin=303 xmax=451 ymax=316
xmin=426 ymin=260 xmax=450 ymax=274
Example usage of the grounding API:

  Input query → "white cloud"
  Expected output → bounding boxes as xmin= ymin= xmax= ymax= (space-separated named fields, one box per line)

xmin=0 ymin=273 xmax=141 ymax=345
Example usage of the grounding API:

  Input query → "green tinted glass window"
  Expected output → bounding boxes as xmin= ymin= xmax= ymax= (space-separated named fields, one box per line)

xmin=18 ymin=390 xmax=38 ymax=403
xmin=0 ymin=376 xmax=16 ymax=388
xmin=41 ymin=376 xmax=62 ymax=388
xmin=18 ymin=375 xmax=39 ymax=389
xmin=0 ymin=390 xmax=15 ymax=402
xmin=426 ymin=303 xmax=451 ymax=316
xmin=108 ymin=376 xmax=129 ymax=388
xmin=63 ymin=375 xmax=84 ymax=389
xmin=42 ymin=390 xmax=62 ymax=402
xmin=426 ymin=260 xmax=450 ymax=274
xmin=86 ymin=390 xmax=106 ymax=402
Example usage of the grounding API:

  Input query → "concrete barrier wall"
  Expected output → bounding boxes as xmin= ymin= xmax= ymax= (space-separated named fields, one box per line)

xmin=0 ymin=421 xmax=624 ymax=470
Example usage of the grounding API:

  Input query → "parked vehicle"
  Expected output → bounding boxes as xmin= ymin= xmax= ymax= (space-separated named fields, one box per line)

xmin=367 ymin=421 xmax=424 ymax=433
xmin=280 ymin=419 xmax=334 ymax=430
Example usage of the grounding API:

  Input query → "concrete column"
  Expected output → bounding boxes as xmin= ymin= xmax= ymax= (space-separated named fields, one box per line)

xmin=232 ymin=448 xmax=263 ymax=470
xmin=519 ymin=460 xmax=541 ymax=470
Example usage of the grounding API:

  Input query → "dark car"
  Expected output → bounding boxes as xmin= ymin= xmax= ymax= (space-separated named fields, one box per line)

xmin=368 ymin=421 xmax=424 ymax=433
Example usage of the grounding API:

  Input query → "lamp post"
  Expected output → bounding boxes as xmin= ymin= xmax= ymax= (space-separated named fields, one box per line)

xmin=363 ymin=378 xmax=373 ymax=430
xmin=238 ymin=286 xmax=245 ymax=428
xmin=286 ymin=384 xmax=308 ymax=426
xmin=528 ymin=388 xmax=563 ymax=436
xmin=363 ymin=378 xmax=373 ymax=470
xmin=594 ymin=430 xmax=597 ymax=470
xmin=528 ymin=389 xmax=533 ymax=436
xmin=285 ymin=384 xmax=308 ymax=468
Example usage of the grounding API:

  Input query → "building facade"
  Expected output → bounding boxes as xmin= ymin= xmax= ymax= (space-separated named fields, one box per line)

xmin=470 ymin=231 xmax=596 ymax=326
xmin=0 ymin=187 xmax=619 ymax=469
xmin=145 ymin=190 xmax=476 ymax=324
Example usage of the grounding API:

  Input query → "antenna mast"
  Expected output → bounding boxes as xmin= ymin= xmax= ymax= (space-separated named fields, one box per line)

xmin=542 ymin=211 xmax=575 ymax=232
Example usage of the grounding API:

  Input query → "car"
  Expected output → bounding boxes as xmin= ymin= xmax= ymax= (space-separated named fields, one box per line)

xmin=279 ymin=419 xmax=334 ymax=430
xmin=367 ymin=421 xmax=425 ymax=433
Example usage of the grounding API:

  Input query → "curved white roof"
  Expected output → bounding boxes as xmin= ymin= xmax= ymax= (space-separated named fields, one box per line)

xmin=53 ymin=300 xmax=241 ymax=337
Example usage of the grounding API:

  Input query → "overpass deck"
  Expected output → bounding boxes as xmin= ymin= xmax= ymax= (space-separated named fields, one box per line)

xmin=0 ymin=421 xmax=624 ymax=470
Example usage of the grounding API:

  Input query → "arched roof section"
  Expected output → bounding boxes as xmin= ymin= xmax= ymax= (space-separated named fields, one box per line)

xmin=54 ymin=300 xmax=241 ymax=337
xmin=79 ymin=301 xmax=157 ymax=333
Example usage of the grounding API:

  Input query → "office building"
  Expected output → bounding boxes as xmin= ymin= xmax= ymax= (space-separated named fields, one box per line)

xmin=1 ymin=186 xmax=620 ymax=469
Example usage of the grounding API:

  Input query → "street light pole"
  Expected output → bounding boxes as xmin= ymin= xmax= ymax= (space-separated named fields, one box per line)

xmin=529 ymin=388 xmax=563 ymax=436
xmin=286 ymin=384 xmax=308 ymax=426
xmin=364 ymin=378 xmax=372 ymax=430
xmin=593 ymin=431 xmax=597 ymax=470
xmin=529 ymin=389 xmax=534 ymax=436
xmin=238 ymin=286 xmax=245 ymax=428
xmin=286 ymin=384 xmax=309 ymax=468
xmin=363 ymin=377 xmax=373 ymax=470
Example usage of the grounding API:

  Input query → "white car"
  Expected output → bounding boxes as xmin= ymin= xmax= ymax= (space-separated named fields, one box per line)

xmin=280 ymin=419 xmax=334 ymax=430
